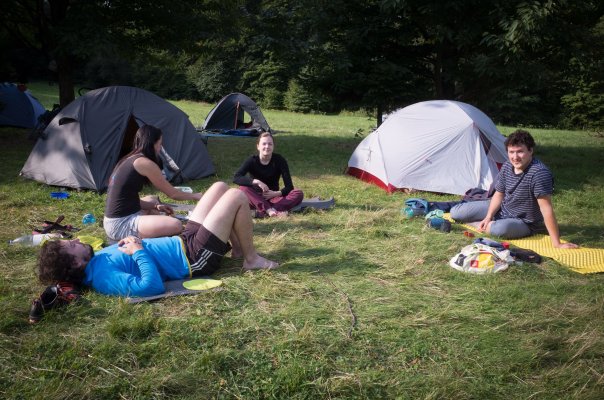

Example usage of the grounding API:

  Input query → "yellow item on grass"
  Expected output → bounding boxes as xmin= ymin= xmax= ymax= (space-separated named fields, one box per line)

xmin=183 ymin=279 xmax=222 ymax=291
xmin=445 ymin=214 xmax=604 ymax=274
xmin=76 ymin=235 xmax=104 ymax=251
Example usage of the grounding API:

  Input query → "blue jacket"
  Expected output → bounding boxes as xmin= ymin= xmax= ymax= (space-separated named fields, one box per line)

xmin=82 ymin=237 xmax=190 ymax=297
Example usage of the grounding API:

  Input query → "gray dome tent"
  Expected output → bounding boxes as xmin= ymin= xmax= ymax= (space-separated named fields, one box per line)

xmin=20 ymin=86 xmax=215 ymax=191
xmin=202 ymin=93 xmax=271 ymax=134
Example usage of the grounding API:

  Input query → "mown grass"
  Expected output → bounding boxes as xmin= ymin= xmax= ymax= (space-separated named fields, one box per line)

xmin=1 ymin=83 xmax=603 ymax=399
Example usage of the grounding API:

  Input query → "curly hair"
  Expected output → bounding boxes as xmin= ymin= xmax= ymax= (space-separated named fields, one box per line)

xmin=37 ymin=240 xmax=85 ymax=284
xmin=505 ymin=129 xmax=536 ymax=151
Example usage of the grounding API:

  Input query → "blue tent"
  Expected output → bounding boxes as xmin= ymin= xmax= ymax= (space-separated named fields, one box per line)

xmin=0 ymin=83 xmax=46 ymax=129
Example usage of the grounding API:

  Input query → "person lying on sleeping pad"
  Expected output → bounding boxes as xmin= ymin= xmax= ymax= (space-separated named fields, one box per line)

xmin=450 ymin=129 xmax=578 ymax=249
xmin=37 ymin=182 xmax=279 ymax=297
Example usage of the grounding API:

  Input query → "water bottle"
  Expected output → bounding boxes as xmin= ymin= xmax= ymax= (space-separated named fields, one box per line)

xmin=82 ymin=213 xmax=97 ymax=226
xmin=9 ymin=233 xmax=61 ymax=246
xmin=401 ymin=206 xmax=415 ymax=218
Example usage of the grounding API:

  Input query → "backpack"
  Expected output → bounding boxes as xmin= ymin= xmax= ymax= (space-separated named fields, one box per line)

xmin=449 ymin=243 xmax=514 ymax=274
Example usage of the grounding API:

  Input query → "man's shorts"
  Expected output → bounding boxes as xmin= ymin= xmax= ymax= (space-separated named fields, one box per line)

xmin=103 ymin=212 xmax=142 ymax=242
xmin=181 ymin=220 xmax=230 ymax=276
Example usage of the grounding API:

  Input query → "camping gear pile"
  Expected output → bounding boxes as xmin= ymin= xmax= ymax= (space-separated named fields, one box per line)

xmin=347 ymin=100 xmax=508 ymax=195
xmin=448 ymin=237 xmax=543 ymax=274
xmin=20 ymin=86 xmax=215 ymax=191
xmin=402 ymin=198 xmax=451 ymax=232
xmin=449 ymin=242 xmax=514 ymax=274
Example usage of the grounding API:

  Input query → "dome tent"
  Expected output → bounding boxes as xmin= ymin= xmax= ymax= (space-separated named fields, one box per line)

xmin=0 ymin=83 xmax=46 ymax=129
xmin=202 ymin=93 xmax=271 ymax=135
xmin=347 ymin=100 xmax=507 ymax=195
xmin=20 ymin=86 xmax=215 ymax=191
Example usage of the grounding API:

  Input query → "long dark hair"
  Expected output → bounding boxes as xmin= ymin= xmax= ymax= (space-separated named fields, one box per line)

xmin=113 ymin=125 xmax=163 ymax=172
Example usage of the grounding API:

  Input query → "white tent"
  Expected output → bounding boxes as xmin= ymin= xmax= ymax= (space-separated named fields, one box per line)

xmin=347 ymin=100 xmax=507 ymax=195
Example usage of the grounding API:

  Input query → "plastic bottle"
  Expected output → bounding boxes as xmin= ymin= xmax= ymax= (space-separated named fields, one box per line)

xmin=9 ymin=233 xmax=61 ymax=246
xmin=82 ymin=213 xmax=97 ymax=226
xmin=401 ymin=206 xmax=415 ymax=218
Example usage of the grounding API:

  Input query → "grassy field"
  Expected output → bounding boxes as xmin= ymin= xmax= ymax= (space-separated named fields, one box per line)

xmin=1 ymin=83 xmax=603 ymax=399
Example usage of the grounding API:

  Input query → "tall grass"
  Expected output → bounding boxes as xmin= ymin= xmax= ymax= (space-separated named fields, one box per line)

xmin=0 ymin=84 xmax=603 ymax=399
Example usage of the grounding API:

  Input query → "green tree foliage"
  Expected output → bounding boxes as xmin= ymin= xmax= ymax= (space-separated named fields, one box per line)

xmin=559 ymin=17 xmax=604 ymax=130
xmin=1 ymin=0 xmax=601 ymax=128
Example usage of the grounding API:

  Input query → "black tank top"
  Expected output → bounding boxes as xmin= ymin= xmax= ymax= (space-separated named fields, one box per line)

xmin=105 ymin=155 xmax=147 ymax=218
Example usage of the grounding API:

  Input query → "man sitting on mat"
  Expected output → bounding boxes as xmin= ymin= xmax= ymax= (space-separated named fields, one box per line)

xmin=36 ymin=182 xmax=279 ymax=297
xmin=450 ymin=129 xmax=578 ymax=249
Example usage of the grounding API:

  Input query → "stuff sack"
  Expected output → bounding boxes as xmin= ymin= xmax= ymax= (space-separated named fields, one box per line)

xmin=449 ymin=243 xmax=514 ymax=274
xmin=402 ymin=198 xmax=429 ymax=217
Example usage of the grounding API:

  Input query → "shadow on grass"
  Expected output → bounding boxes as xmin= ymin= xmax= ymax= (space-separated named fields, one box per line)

xmin=207 ymin=134 xmax=360 ymax=180
xmin=538 ymin=144 xmax=604 ymax=191
xmin=217 ymin=235 xmax=378 ymax=279
xmin=558 ymin=223 xmax=604 ymax=248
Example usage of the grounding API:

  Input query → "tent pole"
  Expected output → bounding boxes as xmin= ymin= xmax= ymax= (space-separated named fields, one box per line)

xmin=234 ymin=101 xmax=240 ymax=129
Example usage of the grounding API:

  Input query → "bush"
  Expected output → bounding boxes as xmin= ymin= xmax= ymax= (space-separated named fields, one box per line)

xmin=187 ymin=58 xmax=238 ymax=102
xmin=560 ymin=88 xmax=604 ymax=130
xmin=284 ymin=79 xmax=329 ymax=113
xmin=83 ymin=54 xmax=133 ymax=88
xmin=132 ymin=51 xmax=198 ymax=100
xmin=241 ymin=59 xmax=288 ymax=109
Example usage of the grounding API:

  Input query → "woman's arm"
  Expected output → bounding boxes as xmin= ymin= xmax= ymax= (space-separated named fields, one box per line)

xmin=276 ymin=155 xmax=294 ymax=196
xmin=233 ymin=156 xmax=255 ymax=187
xmin=133 ymin=157 xmax=202 ymax=201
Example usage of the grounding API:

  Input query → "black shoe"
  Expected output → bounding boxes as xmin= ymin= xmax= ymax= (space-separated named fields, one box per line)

xmin=28 ymin=298 xmax=45 ymax=324
xmin=510 ymin=248 xmax=542 ymax=264
xmin=28 ymin=283 xmax=81 ymax=324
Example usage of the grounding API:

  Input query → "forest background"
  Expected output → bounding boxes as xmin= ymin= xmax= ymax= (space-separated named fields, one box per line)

xmin=1 ymin=0 xmax=603 ymax=130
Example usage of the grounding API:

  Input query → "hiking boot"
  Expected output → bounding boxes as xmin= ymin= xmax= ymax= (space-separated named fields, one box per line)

xmin=28 ymin=282 xmax=82 ymax=324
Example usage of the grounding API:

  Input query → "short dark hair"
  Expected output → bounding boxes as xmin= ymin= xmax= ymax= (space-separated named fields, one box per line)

xmin=505 ymin=129 xmax=536 ymax=151
xmin=37 ymin=240 xmax=85 ymax=284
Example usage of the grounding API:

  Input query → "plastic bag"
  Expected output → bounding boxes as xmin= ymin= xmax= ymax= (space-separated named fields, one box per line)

xmin=449 ymin=243 xmax=514 ymax=274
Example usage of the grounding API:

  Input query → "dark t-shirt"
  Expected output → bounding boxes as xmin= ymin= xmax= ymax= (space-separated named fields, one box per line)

xmin=105 ymin=155 xmax=147 ymax=218
xmin=233 ymin=153 xmax=294 ymax=196
xmin=495 ymin=158 xmax=554 ymax=226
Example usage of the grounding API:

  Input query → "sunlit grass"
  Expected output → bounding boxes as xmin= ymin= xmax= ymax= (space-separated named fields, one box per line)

xmin=0 ymin=84 xmax=602 ymax=399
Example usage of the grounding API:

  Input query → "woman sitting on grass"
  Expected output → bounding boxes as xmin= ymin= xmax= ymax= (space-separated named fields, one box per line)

xmin=103 ymin=125 xmax=202 ymax=241
xmin=233 ymin=132 xmax=303 ymax=218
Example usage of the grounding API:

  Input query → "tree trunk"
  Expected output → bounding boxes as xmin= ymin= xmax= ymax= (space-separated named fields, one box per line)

xmin=56 ymin=53 xmax=74 ymax=107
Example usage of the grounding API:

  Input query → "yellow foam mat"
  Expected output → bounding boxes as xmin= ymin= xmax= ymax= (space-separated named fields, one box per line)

xmin=445 ymin=214 xmax=604 ymax=274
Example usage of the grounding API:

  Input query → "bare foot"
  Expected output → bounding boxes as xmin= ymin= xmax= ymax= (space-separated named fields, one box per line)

xmin=243 ymin=254 xmax=279 ymax=270
xmin=267 ymin=208 xmax=288 ymax=218
xmin=231 ymin=249 xmax=243 ymax=259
